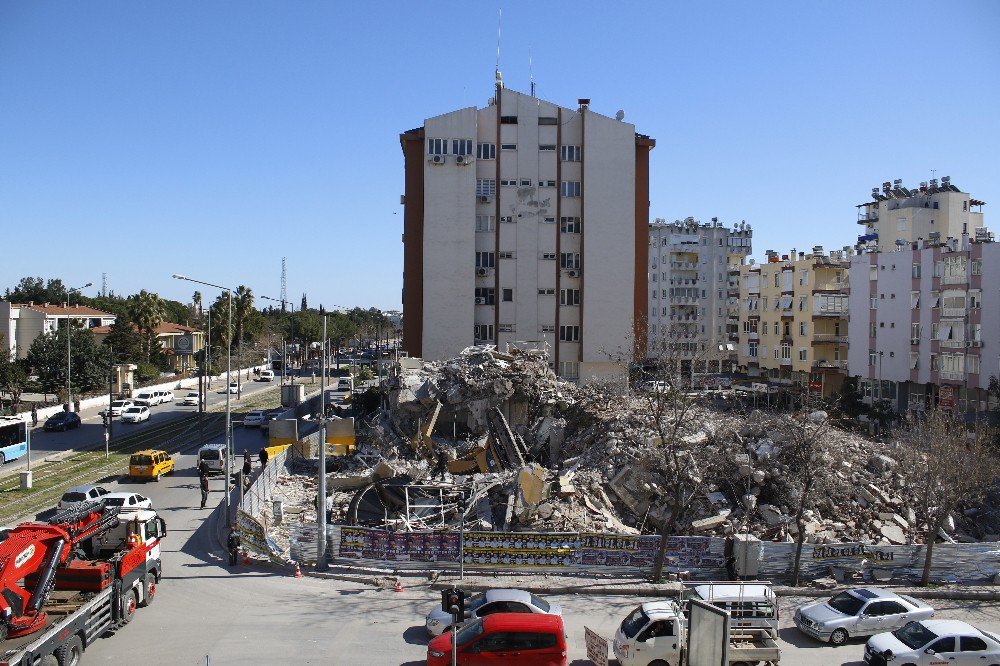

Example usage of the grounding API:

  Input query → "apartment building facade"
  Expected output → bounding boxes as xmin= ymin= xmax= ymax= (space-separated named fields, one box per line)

xmin=400 ymin=86 xmax=654 ymax=383
xmin=847 ymin=234 xmax=999 ymax=418
xmin=0 ymin=301 xmax=116 ymax=359
xmin=646 ymin=218 xmax=751 ymax=368
xmin=736 ymin=248 xmax=851 ymax=398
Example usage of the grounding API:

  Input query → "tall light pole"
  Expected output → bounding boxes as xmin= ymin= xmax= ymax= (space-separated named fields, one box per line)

xmin=174 ymin=274 xmax=234 ymax=526
xmin=65 ymin=282 xmax=93 ymax=410
xmin=317 ymin=315 xmax=328 ymax=570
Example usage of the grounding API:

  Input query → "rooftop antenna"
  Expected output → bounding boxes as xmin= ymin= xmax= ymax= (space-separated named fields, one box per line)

xmin=101 ymin=272 xmax=108 ymax=297
xmin=529 ymin=45 xmax=535 ymax=98
xmin=931 ymin=169 xmax=937 ymax=181
xmin=495 ymin=9 xmax=503 ymax=89
xmin=280 ymin=257 xmax=288 ymax=312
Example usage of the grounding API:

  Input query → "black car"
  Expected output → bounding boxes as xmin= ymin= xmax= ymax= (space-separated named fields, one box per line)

xmin=44 ymin=411 xmax=82 ymax=432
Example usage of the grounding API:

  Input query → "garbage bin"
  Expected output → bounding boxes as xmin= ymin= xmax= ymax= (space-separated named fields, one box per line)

xmin=20 ymin=471 xmax=33 ymax=490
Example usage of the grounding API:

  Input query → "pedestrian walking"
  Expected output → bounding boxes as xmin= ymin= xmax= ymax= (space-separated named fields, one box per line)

xmin=436 ymin=449 xmax=448 ymax=480
xmin=242 ymin=450 xmax=252 ymax=477
xmin=198 ymin=459 xmax=210 ymax=477
xmin=31 ymin=405 xmax=38 ymax=428
xmin=199 ymin=473 xmax=210 ymax=509
xmin=258 ymin=447 xmax=269 ymax=467
xmin=227 ymin=530 xmax=240 ymax=566
xmin=73 ymin=398 xmax=80 ymax=414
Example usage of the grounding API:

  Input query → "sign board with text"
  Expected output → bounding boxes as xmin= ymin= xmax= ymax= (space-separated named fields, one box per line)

xmin=584 ymin=626 xmax=608 ymax=666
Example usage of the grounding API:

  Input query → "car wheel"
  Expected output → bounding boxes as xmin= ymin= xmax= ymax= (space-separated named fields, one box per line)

xmin=139 ymin=573 xmax=156 ymax=607
xmin=829 ymin=628 xmax=848 ymax=645
xmin=55 ymin=635 xmax=83 ymax=666
xmin=0 ymin=453 xmax=5 ymax=464
xmin=121 ymin=588 xmax=137 ymax=624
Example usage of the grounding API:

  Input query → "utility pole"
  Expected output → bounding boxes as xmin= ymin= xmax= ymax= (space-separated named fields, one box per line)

xmin=317 ymin=315 xmax=328 ymax=571
xmin=105 ymin=345 xmax=113 ymax=459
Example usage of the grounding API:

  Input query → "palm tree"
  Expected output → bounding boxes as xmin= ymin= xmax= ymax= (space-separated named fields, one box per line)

xmin=192 ymin=291 xmax=203 ymax=320
xmin=234 ymin=285 xmax=254 ymax=395
xmin=131 ymin=290 xmax=166 ymax=363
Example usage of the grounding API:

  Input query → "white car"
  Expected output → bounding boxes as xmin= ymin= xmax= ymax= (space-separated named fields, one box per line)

xmin=120 ymin=406 xmax=151 ymax=423
xmin=228 ymin=382 xmax=240 ymax=394
xmin=182 ymin=391 xmax=200 ymax=406
xmin=424 ymin=589 xmax=562 ymax=637
xmin=100 ymin=400 xmax=134 ymax=417
xmin=58 ymin=485 xmax=110 ymax=510
xmin=259 ymin=370 xmax=275 ymax=382
xmin=865 ymin=620 xmax=1000 ymax=665
xmin=158 ymin=390 xmax=175 ymax=403
xmin=134 ymin=391 xmax=162 ymax=406
xmin=795 ymin=587 xmax=934 ymax=644
xmin=243 ymin=410 xmax=267 ymax=428
xmin=102 ymin=492 xmax=152 ymax=510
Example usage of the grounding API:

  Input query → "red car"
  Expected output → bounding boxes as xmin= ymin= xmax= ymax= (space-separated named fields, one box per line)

xmin=427 ymin=613 xmax=567 ymax=666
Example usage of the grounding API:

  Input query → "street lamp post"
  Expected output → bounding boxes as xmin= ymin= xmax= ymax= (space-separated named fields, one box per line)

xmin=317 ymin=315 xmax=328 ymax=571
xmin=174 ymin=274 xmax=234 ymax=527
xmin=65 ymin=282 xmax=93 ymax=411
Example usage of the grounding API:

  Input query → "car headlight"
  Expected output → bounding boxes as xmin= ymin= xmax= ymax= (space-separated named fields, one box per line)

xmin=429 ymin=650 xmax=444 ymax=658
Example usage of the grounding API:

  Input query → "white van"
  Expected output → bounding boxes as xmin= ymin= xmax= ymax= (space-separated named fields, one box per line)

xmin=197 ymin=442 xmax=228 ymax=475
xmin=683 ymin=582 xmax=779 ymax=638
xmin=259 ymin=369 xmax=275 ymax=382
xmin=134 ymin=390 xmax=161 ymax=406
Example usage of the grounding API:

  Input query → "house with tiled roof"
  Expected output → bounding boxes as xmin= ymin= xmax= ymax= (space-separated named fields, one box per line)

xmin=92 ymin=321 xmax=205 ymax=371
xmin=0 ymin=301 xmax=116 ymax=359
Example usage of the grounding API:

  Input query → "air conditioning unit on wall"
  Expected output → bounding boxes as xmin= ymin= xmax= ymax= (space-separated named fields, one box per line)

xmin=565 ymin=269 xmax=580 ymax=278
xmin=476 ymin=267 xmax=489 ymax=277
xmin=456 ymin=155 xmax=474 ymax=165
xmin=474 ymin=297 xmax=486 ymax=305
xmin=428 ymin=154 xmax=445 ymax=164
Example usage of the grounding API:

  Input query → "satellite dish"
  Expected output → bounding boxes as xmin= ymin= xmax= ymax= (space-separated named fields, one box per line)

xmin=615 ymin=109 xmax=625 ymax=121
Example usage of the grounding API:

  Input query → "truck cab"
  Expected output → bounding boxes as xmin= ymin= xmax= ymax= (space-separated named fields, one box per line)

xmin=614 ymin=601 xmax=684 ymax=666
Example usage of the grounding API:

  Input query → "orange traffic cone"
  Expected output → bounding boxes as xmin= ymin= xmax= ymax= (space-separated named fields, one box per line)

xmin=293 ymin=561 xmax=303 ymax=578
xmin=394 ymin=580 xmax=403 ymax=593
xmin=242 ymin=550 xmax=249 ymax=566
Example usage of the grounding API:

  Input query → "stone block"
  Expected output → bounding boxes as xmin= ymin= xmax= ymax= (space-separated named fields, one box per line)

xmin=691 ymin=512 xmax=730 ymax=532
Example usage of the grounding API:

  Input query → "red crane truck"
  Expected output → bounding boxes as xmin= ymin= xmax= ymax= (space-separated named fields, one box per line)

xmin=0 ymin=500 xmax=166 ymax=666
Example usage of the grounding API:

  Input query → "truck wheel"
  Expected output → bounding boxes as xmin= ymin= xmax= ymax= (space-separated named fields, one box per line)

xmin=56 ymin=635 xmax=83 ymax=666
xmin=647 ymin=661 xmax=670 ymax=666
xmin=829 ymin=628 xmax=848 ymax=645
xmin=39 ymin=656 xmax=58 ymax=666
xmin=122 ymin=589 xmax=137 ymax=624
xmin=139 ymin=573 xmax=156 ymax=607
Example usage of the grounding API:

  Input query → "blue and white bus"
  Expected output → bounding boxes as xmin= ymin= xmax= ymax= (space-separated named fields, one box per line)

xmin=0 ymin=416 xmax=28 ymax=464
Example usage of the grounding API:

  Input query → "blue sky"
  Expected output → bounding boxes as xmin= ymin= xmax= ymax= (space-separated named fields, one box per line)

xmin=2 ymin=1 xmax=998 ymax=311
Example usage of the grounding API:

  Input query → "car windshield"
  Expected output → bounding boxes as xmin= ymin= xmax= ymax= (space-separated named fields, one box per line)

xmin=200 ymin=449 xmax=219 ymax=460
xmin=620 ymin=606 xmax=650 ymax=639
xmin=530 ymin=595 xmax=550 ymax=612
xmin=465 ymin=593 xmax=486 ymax=612
xmin=112 ymin=401 xmax=127 ymax=407
xmin=455 ymin=618 xmax=485 ymax=646
xmin=186 ymin=393 xmax=198 ymax=397
xmin=62 ymin=492 xmax=86 ymax=502
xmin=827 ymin=592 xmax=865 ymax=616
xmin=104 ymin=497 xmax=125 ymax=506
xmin=124 ymin=407 xmax=141 ymax=414
xmin=131 ymin=455 xmax=152 ymax=465
xmin=893 ymin=621 xmax=938 ymax=649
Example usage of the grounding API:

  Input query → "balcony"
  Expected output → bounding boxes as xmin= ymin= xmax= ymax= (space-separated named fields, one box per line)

xmin=670 ymin=296 xmax=698 ymax=305
xmin=940 ymin=339 xmax=966 ymax=349
xmin=941 ymin=274 xmax=968 ymax=286
xmin=780 ymin=357 xmax=792 ymax=366
xmin=812 ymin=308 xmax=847 ymax=318
xmin=812 ymin=282 xmax=846 ymax=293
xmin=813 ymin=359 xmax=848 ymax=370
xmin=670 ymin=261 xmax=698 ymax=270
xmin=940 ymin=370 xmax=965 ymax=381
xmin=812 ymin=334 xmax=849 ymax=344
xmin=942 ymin=307 xmax=966 ymax=318
xmin=856 ymin=211 xmax=879 ymax=224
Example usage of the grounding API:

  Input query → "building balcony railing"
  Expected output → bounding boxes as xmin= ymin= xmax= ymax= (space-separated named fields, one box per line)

xmin=780 ymin=357 xmax=792 ymax=366
xmin=669 ymin=315 xmax=700 ymax=322
xmin=669 ymin=261 xmax=699 ymax=270
xmin=940 ymin=339 xmax=966 ymax=349
xmin=812 ymin=308 xmax=848 ymax=318
xmin=669 ymin=279 xmax=698 ymax=286
xmin=747 ymin=332 xmax=759 ymax=340
xmin=813 ymin=359 xmax=848 ymax=369
xmin=812 ymin=282 xmax=846 ymax=292
xmin=812 ymin=334 xmax=849 ymax=344
xmin=942 ymin=307 xmax=966 ymax=318
xmin=940 ymin=370 xmax=965 ymax=381
xmin=941 ymin=274 xmax=968 ymax=285
xmin=670 ymin=296 xmax=699 ymax=304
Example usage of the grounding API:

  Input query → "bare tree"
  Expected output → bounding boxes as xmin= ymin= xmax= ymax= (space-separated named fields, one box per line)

xmin=896 ymin=409 xmax=1000 ymax=586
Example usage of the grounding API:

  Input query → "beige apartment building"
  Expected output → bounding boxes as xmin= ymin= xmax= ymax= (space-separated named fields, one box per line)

xmin=736 ymin=247 xmax=850 ymax=398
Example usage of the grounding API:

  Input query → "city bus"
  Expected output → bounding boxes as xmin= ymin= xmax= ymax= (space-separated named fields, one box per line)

xmin=0 ymin=415 xmax=28 ymax=464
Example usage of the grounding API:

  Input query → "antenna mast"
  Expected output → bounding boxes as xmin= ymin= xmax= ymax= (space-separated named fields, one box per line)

xmin=495 ymin=9 xmax=503 ymax=88
xmin=280 ymin=257 xmax=288 ymax=312
xmin=529 ymin=46 xmax=535 ymax=97
xmin=101 ymin=272 xmax=108 ymax=297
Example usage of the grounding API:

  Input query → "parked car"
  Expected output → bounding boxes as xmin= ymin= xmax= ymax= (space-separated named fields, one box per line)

xmin=58 ymin=484 xmax=110 ymax=510
xmin=128 ymin=449 xmax=175 ymax=481
xmin=243 ymin=410 xmax=267 ymax=428
xmin=795 ymin=587 xmax=934 ymax=645
xmin=99 ymin=400 xmax=133 ymax=418
xmin=864 ymin=620 xmax=1000 ymax=665
xmin=101 ymin=492 xmax=152 ymax=510
xmin=120 ymin=406 xmax=151 ymax=423
xmin=182 ymin=391 xmax=200 ymax=406
xmin=425 ymin=589 xmax=562 ymax=637
xmin=426 ymin=614 xmax=567 ymax=666
xmin=44 ymin=412 xmax=81 ymax=432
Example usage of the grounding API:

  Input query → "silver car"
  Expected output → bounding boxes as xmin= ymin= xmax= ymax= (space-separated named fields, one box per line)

xmin=795 ymin=587 xmax=934 ymax=645
xmin=424 ymin=588 xmax=562 ymax=637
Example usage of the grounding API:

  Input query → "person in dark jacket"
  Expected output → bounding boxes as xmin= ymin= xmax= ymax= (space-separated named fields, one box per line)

xmin=31 ymin=405 xmax=38 ymax=427
xmin=242 ymin=450 xmax=252 ymax=477
xmin=259 ymin=447 xmax=269 ymax=467
xmin=227 ymin=530 xmax=240 ymax=566
xmin=199 ymin=473 xmax=210 ymax=509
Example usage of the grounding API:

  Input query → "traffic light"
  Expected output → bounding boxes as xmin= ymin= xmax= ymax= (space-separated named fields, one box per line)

xmin=441 ymin=587 xmax=466 ymax=616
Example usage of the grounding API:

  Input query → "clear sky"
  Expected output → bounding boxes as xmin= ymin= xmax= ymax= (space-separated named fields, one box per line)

xmin=2 ymin=2 xmax=998 ymax=311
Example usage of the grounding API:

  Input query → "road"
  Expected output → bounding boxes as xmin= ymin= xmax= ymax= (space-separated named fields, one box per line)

xmin=2 ymin=375 xmax=281 ymax=477
xmin=60 ymin=446 xmax=1000 ymax=665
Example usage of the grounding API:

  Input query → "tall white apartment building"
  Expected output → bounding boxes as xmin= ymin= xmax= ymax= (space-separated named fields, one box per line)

xmin=647 ymin=218 xmax=752 ymax=366
xmin=400 ymin=86 xmax=655 ymax=383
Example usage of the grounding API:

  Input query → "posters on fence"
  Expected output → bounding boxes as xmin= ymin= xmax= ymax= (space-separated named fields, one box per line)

xmin=338 ymin=526 xmax=460 ymax=562
xmin=461 ymin=531 xmax=576 ymax=568
xmin=236 ymin=508 xmax=286 ymax=562
xmin=811 ymin=542 xmax=896 ymax=563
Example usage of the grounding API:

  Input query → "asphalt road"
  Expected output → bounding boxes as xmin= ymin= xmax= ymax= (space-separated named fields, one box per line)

xmin=2 ymin=375 xmax=280 ymax=477
xmin=70 ymin=447 xmax=1000 ymax=666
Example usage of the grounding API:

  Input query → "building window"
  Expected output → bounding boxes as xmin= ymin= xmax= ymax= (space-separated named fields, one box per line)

xmin=542 ymin=216 xmax=555 ymax=224
xmin=476 ymin=179 xmax=496 ymax=197
xmin=452 ymin=139 xmax=473 ymax=156
xmin=912 ymin=263 xmax=921 ymax=278
xmin=498 ymin=323 xmax=514 ymax=333
xmin=798 ymin=270 xmax=809 ymax=286
xmin=560 ymin=252 xmax=581 ymax=269
xmin=561 ymin=181 xmax=581 ymax=197
xmin=541 ymin=252 xmax=556 ymax=260
xmin=968 ymin=354 xmax=980 ymax=374
xmin=540 ymin=324 xmax=555 ymax=332
xmin=561 ymin=145 xmax=581 ymax=161
xmin=475 ymin=251 xmax=495 ymax=268
xmin=476 ymin=215 xmax=495 ymax=232
xmin=558 ymin=361 xmax=580 ymax=379
xmin=930 ymin=291 xmax=940 ymax=308
xmin=969 ymin=290 xmax=982 ymax=308
xmin=909 ymin=352 xmax=919 ymax=370
xmin=474 ymin=324 xmax=494 ymax=341
xmin=502 ymin=288 xmax=513 ymax=302
xmin=798 ymin=348 xmax=807 ymax=361
xmin=748 ymin=342 xmax=758 ymax=358
xmin=500 ymin=115 xmax=518 ymax=124
xmin=559 ymin=325 xmax=580 ymax=342
xmin=911 ymin=291 xmax=920 ymax=308
xmin=538 ymin=288 xmax=555 ymax=295
xmin=539 ymin=144 xmax=556 ymax=151
xmin=538 ymin=116 xmax=558 ymax=125
xmin=972 ymin=259 xmax=983 ymax=275
xmin=560 ymin=289 xmax=581 ymax=306
xmin=911 ymin=322 xmax=921 ymax=340
xmin=869 ymin=265 xmax=877 ymax=280
xmin=498 ymin=251 xmax=514 ymax=259
xmin=500 ymin=179 xmax=518 ymax=187
xmin=869 ymin=296 xmax=878 ymax=309
xmin=499 ymin=215 xmax=514 ymax=223
xmin=869 ymin=350 xmax=876 ymax=367
xmin=427 ymin=138 xmax=447 ymax=155
xmin=539 ymin=180 xmax=556 ymax=188
xmin=560 ymin=217 xmax=581 ymax=233
xmin=500 ymin=143 xmax=517 ymax=151
xmin=799 ymin=322 xmax=807 ymax=336
xmin=519 ymin=179 xmax=532 ymax=187
xmin=474 ymin=287 xmax=495 ymax=305
xmin=477 ymin=142 xmax=496 ymax=160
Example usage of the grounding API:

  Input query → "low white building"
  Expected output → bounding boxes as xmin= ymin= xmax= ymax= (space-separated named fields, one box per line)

xmin=0 ymin=301 xmax=116 ymax=359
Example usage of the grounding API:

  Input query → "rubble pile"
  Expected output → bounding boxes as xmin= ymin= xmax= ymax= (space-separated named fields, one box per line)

xmin=265 ymin=345 xmax=994 ymax=550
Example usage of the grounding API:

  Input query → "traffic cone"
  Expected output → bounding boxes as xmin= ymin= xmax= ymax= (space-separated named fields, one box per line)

xmin=394 ymin=580 xmax=403 ymax=593
xmin=293 ymin=561 xmax=303 ymax=578
xmin=242 ymin=550 xmax=249 ymax=566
